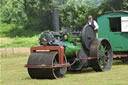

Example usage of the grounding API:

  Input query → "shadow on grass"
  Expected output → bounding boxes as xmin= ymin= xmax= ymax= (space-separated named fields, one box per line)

xmin=112 ymin=60 xmax=128 ymax=65
xmin=23 ymin=77 xmax=32 ymax=80
xmin=23 ymin=77 xmax=56 ymax=80
xmin=67 ymin=67 xmax=95 ymax=74
xmin=22 ymin=68 xmax=94 ymax=80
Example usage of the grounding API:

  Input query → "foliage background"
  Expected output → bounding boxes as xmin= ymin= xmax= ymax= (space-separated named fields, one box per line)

xmin=0 ymin=0 xmax=128 ymax=47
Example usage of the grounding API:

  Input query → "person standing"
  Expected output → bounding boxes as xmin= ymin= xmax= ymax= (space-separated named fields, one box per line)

xmin=87 ymin=15 xmax=99 ymax=31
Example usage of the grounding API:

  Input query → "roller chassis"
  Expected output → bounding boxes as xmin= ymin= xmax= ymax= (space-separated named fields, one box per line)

xmin=25 ymin=25 xmax=113 ymax=79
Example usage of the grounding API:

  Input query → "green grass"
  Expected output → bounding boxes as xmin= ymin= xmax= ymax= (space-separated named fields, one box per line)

xmin=0 ymin=23 xmax=42 ymax=48
xmin=1 ymin=55 xmax=128 ymax=85
xmin=0 ymin=23 xmax=41 ymax=48
xmin=0 ymin=36 xmax=40 ymax=48
xmin=0 ymin=23 xmax=16 ymax=37
xmin=0 ymin=23 xmax=41 ymax=37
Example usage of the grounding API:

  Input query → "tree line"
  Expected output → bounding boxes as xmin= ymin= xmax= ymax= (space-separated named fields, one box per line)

xmin=0 ymin=0 xmax=128 ymax=36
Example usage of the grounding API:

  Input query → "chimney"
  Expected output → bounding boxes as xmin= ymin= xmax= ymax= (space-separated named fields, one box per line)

xmin=53 ymin=7 xmax=60 ymax=32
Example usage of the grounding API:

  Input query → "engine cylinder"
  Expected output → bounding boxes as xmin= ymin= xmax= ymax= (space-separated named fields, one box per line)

xmin=64 ymin=42 xmax=81 ymax=57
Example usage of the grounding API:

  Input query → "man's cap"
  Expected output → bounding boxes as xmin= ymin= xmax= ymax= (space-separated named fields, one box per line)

xmin=88 ymin=15 xmax=92 ymax=19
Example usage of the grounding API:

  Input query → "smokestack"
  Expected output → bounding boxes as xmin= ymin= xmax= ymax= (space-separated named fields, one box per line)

xmin=53 ymin=7 xmax=60 ymax=32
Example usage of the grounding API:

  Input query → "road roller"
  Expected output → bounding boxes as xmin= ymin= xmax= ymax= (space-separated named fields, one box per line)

xmin=24 ymin=24 xmax=113 ymax=79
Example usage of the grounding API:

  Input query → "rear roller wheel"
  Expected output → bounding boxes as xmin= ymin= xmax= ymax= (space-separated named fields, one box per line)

xmin=89 ymin=39 xmax=113 ymax=72
xmin=27 ymin=51 xmax=67 ymax=79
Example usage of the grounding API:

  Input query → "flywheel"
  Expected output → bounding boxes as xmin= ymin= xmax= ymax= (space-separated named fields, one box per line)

xmin=81 ymin=25 xmax=96 ymax=50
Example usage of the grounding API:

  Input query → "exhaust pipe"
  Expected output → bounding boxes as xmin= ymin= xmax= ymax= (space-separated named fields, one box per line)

xmin=53 ymin=7 xmax=60 ymax=32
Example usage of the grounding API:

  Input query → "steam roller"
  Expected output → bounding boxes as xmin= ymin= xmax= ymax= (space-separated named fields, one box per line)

xmin=25 ymin=25 xmax=113 ymax=79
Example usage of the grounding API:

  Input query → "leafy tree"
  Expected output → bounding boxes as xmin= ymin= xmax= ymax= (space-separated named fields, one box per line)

xmin=98 ymin=0 xmax=128 ymax=14
xmin=23 ymin=0 xmax=53 ymax=31
xmin=59 ymin=0 xmax=99 ymax=30
xmin=0 ymin=0 xmax=101 ymax=32
xmin=0 ymin=0 xmax=53 ymax=35
xmin=0 ymin=0 xmax=27 ymax=24
xmin=1 ymin=0 xmax=127 ymax=37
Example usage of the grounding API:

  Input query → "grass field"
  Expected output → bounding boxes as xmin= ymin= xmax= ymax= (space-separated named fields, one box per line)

xmin=0 ymin=23 xmax=41 ymax=48
xmin=1 ymin=55 xmax=128 ymax=85
xmin=0 ymin=37 xmax=39 ymax=48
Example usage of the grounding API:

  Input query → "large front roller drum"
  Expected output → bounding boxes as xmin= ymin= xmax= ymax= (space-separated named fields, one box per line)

xmin=27 ymin=51 xmax=67 ymax=79
xmin=89 ymin=39 xmax=113 ymax=72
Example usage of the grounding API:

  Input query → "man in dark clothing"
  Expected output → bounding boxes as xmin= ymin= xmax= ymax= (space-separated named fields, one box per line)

xmin=87 ymin=15 xmax=99 ymax=31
